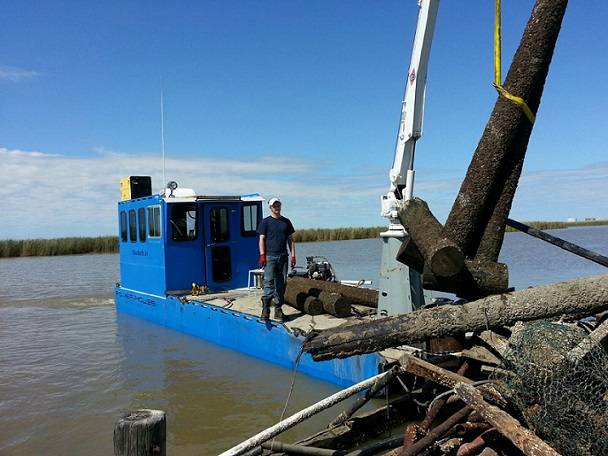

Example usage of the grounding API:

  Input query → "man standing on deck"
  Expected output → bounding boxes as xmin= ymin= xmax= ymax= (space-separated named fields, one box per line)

xmin=257 ymin=197 xmax=296 ymax=321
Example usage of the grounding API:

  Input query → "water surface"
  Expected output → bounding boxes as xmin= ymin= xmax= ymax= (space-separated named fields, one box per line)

xmin=1 ymin=226 xmax=606 ymax=454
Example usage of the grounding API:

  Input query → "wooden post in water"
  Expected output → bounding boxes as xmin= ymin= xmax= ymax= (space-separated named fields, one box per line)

xmin=114 ymin=409 xmax=166 ymax=456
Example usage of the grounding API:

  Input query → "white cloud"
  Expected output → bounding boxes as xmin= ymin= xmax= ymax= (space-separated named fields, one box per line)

xmin=0 ymin=147 xmax=388 ymax=238
xmin=511 ymin=163 xmax=608 ymax=221
xmin=0 ymin=147 xmax=606 ymax=239
xmin=0 ymin=65 xmax=39 ymax=82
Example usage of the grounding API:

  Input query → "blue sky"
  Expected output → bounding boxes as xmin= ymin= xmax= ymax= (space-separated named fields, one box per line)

xmin=1 ymin=1 xmax=607 ymax=239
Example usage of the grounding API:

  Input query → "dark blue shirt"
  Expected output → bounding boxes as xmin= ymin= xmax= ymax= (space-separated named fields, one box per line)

xmin=257 ymin=216 xmax=295 ymax=255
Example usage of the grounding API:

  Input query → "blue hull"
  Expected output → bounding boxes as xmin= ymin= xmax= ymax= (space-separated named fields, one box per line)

xmin=115 ymin=287 xmax=382 ymax=387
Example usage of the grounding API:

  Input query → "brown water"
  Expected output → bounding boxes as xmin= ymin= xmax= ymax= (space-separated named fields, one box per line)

xmin=1 ymin=227 xmax=607 ymax=455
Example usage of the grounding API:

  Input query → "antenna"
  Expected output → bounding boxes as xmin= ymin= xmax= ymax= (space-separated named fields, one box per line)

xmin=160 ymin=82 xmax=166 ymax=190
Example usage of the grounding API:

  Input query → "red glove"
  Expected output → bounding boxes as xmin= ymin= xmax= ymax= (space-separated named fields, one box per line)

xmin=290 ymin=255 xmax=296 ymax=268
xmin=258 ymin=254 xmax=266 ymax=268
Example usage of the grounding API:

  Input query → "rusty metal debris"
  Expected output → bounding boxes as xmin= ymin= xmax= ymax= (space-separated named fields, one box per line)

xmin=244 ymin=312 xmax=608 ymax=456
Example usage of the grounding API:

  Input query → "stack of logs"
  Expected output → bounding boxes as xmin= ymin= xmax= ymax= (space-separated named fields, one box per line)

xmin=243 ymin=1 xmax=589 ymax=453
xmin=284 ymin=277 xmax=378 ymax=318
xmin=293 ymin=3 xmax=580 ymax=453
xmin=286 ymin=275 xmax=608 ymax=456
xmin=396 ymin=0 xmax=568 ymax=300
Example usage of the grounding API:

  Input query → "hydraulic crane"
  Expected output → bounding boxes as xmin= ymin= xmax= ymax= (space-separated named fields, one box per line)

xmin=377 ymin=0 xmax=439 ymax=317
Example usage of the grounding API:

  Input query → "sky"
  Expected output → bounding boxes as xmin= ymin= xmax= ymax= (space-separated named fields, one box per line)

xmin=1 ymin=0 xmax=607 ymax=239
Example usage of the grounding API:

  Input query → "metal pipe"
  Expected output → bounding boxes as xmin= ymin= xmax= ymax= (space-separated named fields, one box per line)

xmin=506 ymin=218 xmax=608 ymax=268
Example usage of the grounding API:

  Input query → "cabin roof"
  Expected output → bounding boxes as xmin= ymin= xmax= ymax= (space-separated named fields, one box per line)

xmin=164 ymin=194 xmax=263 ymax=204
xmin=118 ymin=193 xmax=264 ymax=205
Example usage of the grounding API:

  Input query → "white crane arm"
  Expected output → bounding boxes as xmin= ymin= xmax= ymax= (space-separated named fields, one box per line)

xmin=381 ymin=0 xmax=439 ymax=223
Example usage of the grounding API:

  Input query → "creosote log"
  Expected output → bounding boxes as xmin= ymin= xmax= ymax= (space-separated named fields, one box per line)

xmin=302 ymin=296 xmax=324 ymax=315
xmin=288 ymin=277 xmax=378 ymax=307
xmin=398 ymin=198 xmax=464 ymax=277
xmin=395 ymin=237 xmax=425 ymax=273
xmin=445 ymin=0 xmax=569 ymax=259
xmin=284 ymin=287 xmax=324 ymax=315
xmin=474 ymin=153 xmax=526 ymax=262
xmin=318 ymin=291 xmax=351 ymax=318
xmin=422 ymin=260 xmax=509 ymax=299
xmin=303 ymin=275 xmax=608 ymax=361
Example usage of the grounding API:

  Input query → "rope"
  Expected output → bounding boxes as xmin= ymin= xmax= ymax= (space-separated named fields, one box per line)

xmin=270 ymin=336 xmax=311 ymax=452
xmin=279 ymin=343 xmax=306 ymax=422
xmin=493 ymin=0 xmax=535 ymax=124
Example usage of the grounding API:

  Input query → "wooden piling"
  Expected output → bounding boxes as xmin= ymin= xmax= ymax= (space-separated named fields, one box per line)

xmin=287 ymin=277 xmax=378 ymax=308
xmin=398 ymin=197 xmax=465 ymax=278
xmin=114 ymin=409 xmax=166 ymax=456
xmin=444 ymin=0 xmax=569 ymax=259
xmin=285 ymin=286 xmax=324 ymax=315
xmin=317 ymin=291 xmax=351 ymax=318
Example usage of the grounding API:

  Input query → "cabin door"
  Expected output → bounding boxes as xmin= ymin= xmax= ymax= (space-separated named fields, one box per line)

xmin=202 ymin=203 xmax=235 ymax=290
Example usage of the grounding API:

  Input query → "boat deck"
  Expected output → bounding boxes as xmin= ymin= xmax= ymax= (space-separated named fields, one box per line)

xmin=182 ymin=288 xmax=412 ymax=363
xmin=183 ymin=288 xmax=377 ymax=334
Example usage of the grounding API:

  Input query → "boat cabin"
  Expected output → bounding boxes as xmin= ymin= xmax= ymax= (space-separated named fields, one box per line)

xmin=118 ymin=182 xmax=262 ymax=296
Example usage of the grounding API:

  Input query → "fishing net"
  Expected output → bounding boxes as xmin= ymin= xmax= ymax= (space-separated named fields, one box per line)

xmin=496 ymin=322 xmax=608 ymax=456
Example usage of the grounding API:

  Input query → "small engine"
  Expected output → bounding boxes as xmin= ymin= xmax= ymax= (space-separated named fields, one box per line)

xmin=288 ymin=256 xmax=336 ymax=282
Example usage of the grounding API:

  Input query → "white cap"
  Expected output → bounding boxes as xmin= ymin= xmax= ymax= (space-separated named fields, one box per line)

xmin=268 ymin=197 xmax=281 ymax=206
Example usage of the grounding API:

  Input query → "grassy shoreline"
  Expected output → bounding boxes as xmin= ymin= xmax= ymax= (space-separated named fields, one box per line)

xmin=1 ymin=220 xmax=606 ymax=258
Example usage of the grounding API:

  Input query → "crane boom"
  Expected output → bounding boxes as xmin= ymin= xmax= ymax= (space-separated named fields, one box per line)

xmin=377 ymin=0 xmax=439 ymax=318
xmin=381 ymin=0 xmax=439 ymax=222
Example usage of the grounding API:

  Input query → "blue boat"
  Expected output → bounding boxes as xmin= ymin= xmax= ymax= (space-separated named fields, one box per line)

xmin=115 ymin=178 xmax=390 ymax=387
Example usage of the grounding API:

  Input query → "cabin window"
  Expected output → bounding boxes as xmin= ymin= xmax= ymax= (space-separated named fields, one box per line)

xmin=138 ymin=208 xmax=146 ymax=242
xmin=148 ymin=205 xmax=161 ymax=238
xmin=128 ymin=209 xmax=137 ymax=242
xmin=210 ymin=207 xmax=230 ymax=242
xmin=241 ymin=203 xmax=260 ymax=236
xmin=211 ymin=246 xmax=232 ymax=282
xmin=120 ymin=211 xmax=128 ymax=242
xmin=171 ymin=204 xmax=198 ymax=241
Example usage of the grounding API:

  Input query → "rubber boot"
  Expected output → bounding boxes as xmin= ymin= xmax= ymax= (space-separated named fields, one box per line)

xmin=260 ymin=298 xmax=271 ymax=321
xmin=273 ymin=305 xmax=285 ymax=322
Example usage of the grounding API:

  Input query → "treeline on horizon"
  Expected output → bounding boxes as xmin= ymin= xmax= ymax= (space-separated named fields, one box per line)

xmin=1 ymin=220 xmax=606 ymax=258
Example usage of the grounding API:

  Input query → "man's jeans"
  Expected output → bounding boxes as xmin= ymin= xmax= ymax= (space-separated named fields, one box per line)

xmin=262 ymin=254 xmax=288 ymax=305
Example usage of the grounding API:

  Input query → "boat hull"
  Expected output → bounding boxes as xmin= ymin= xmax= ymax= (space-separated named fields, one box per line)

xmin=115 ymin=287 xmax=382 ymax=387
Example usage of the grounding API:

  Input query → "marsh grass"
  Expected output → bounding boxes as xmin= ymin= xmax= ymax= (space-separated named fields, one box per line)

xmin=1 ymin=220 xmax=606 ymax=258
xmin=0 ymin=236 xmax=118 ymax=258
xmin=293 ymin=227 xmax=385 ymax=243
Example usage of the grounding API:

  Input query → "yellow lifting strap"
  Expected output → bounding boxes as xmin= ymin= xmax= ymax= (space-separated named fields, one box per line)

xmin=493 ymin=0 xmax=535 ymax=124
